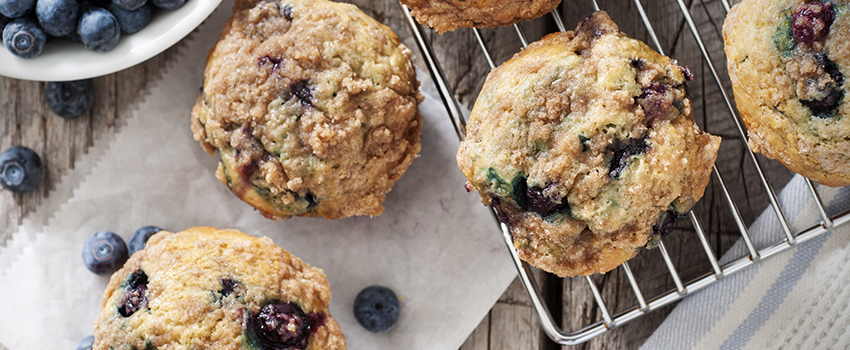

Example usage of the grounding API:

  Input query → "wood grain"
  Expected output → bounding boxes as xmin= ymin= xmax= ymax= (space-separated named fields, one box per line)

xmin=0 ymin=0 xmax=800 ymax=349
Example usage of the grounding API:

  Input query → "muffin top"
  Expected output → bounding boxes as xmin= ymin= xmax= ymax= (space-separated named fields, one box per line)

xmin=191 ymin=0 xmax=423 ymax=219
xmin=400 ymin=0 xmax=562 ymax=33
xmin=93 ymin=227 xmax=346 ymax=350
xmin=724 ymin=0 xmax=850 ymax=186
xmin=457 ymin=12 xmax=720 ymax=276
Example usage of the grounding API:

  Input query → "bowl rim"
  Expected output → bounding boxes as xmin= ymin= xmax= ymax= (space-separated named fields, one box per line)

xmin=0 ymin=0 xmax=224 ymax=82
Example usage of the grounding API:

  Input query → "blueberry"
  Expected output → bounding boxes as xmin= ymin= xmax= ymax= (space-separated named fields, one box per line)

xmin=45 ymin=80 xmax=95 ymax=119
xmin=110 ymin=0 xmax=146 ymax=11
xmin=0 ymin=0 xmax=35 ymax=18
xmin=0 ymin=146 xmax=42 ymax=193
xmin=638 ymin=82 xmax=675 ymax=125
xmin=150 ymin=0 xmax=185 ymax=10
xmin=35 ymin=0 xmax=78 ymax=36
xmin=792 ymin=2 xmax=834 ymax=45
xmin=74 ymin=335 xmax=94 ymax=350
xmin=281 ymin=4 xmax=292 ymax=20
xmin=801 ymin=55 xmax=844 ymax=118
xmin=118 ymin=268 xmax=148 ymax=316
xmin=525 ymin=185 xmax=568 ymax=217
xmin=353 ymin=285 xmax=400 ymax=333
xmin=219 ymin=277 xmax=240 ymax=297
xmin=652 ymin=210 xmax=686 ymax=237
xmin=107 ymin=3 xmax=149 ymax=33
xmin=607 ymin=137 xmax=649 ymax=179
xmin=249 ymin=302 xmax=313 ymax=349
xmin=290 ymin=79 xmax=312 ymax=107
xmin=82 ymin=231 xmax=129 ymax=275
xmin=304 ymin=192 xmax=318 ymax=209
xmin=66 ymin=28 xmax=81 ymax=42
xmin=2 ymin=17 xmax=45 ymax=58
xmin=127 ymin=225 xmax=161 ymax=255
xmin=77 ymin=8 xmax=120 ymax=52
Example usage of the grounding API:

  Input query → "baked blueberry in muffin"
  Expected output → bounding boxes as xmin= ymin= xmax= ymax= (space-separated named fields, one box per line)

xmin=191 ymin=0 xmax=423 ymax=219
xmin=399 ymin=0 xmax=562 ymax=33
xmin=724 ymin=0 xmax=850 ymax=186
xmin=93 ymin=227 xmax=346 ymax=350
xmin=457 ymin=12 xmax=721 ymax=276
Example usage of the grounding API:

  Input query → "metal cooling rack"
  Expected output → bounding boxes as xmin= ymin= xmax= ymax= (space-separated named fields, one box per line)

xmin=399 ymin=0 xmax=850 ymax=345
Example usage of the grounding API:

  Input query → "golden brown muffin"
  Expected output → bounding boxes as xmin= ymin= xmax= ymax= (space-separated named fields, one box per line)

xmin=457 ymin=12 xmax=721 ymax=277
xmin=93 ymin=227 xmax=346 ymax=350
xmin=724 ymin=0 xmax=850 ymax=186
xmin=191 ymin=0 xmax=423 ymax=219
xmin=400 ymin=0 xmax=562 ymax=33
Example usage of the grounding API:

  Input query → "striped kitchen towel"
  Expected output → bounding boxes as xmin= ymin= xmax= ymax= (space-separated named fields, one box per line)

xmin=641 ymin=174 xmax=850 ymax=350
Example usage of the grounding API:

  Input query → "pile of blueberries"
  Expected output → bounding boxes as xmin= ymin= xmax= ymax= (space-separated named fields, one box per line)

xmin=0 ymin=0 xmax=187 ymax=58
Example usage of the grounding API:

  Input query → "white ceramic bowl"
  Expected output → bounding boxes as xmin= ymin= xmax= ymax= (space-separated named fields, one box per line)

xmin=0 ymin=0 xmax=223 ymax=82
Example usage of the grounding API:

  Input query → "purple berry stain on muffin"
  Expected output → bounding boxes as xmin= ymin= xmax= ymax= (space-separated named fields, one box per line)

xmin=792 ymin=2 xmax=834 ymax=45
xmin=607 ymin=137 xmax=649 ymax=179
xmin=118 ymin=268 xmax=149 ymax=317
xmin=289 ymin=80 xmax=312 ymax=107
xmin=248 ymin=301 xmax=323 ymax=350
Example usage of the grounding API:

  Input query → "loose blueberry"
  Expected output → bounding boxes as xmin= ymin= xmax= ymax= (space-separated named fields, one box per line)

xmin=290 ymin=80 xmax=312 ymax=107
xmin=82 ymin=231 xmax=129 ymax=275
xmin=35 ymin=0 xmax=78 ymax=36
xmin=607 ymin=137 xmax=649 ymax=179
xmin=77 ymin=8 xmax=120 ymax=52
xmin=118 ymin=268 xmax=148 ymax=316
xmin=150 ymin=0 xmax=185 ymax=10
xmin=111 ymin=0 xmax=146 ymax=11
xmin=0 ymin=0 xmax=35 ymax=18
xmin=66 ymin=28 xmax=81 ymax=42
xmin=353 ymin=285 xmax=400 ymax=333
xmin=108 ymin=3 xmax=150 ymax=34
xmin=45 ymin=80 xmax=95 ymax=119
xmin=2 ymin=17 xmax=45 ymax=58
xmin=0 ymin=146 xmax=42 ymax=193
xmin=249 ymin=301 xmax=313 ymax=350
xmin=74 ymin=335 xmax=95 ymax=350
xmin=792 ymin=2 xmax=834 ymax=45
xmin=127 ymin=225 xmax=161 ymax=255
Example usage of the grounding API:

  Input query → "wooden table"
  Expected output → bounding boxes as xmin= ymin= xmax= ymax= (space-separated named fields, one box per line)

xmin=0 ymin=0 xmax=796 ymax=349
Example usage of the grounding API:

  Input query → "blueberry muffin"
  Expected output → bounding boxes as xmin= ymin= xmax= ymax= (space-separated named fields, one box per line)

xmin=724 ymin=0 xmax=850 ymax=187
xmin=456 ymin=12 xmax=721 ymax=277
xmin=93 ymin=227 xmax=346 ymax=350
xmin=399 ymin=0 xmax=562 ymax=33
xmin=191 ymin=0 xmax=423 ymax=220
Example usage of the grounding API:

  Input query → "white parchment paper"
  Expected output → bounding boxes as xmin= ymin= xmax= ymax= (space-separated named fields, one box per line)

xmin=0 ymin=2 xmax=517 ymax=349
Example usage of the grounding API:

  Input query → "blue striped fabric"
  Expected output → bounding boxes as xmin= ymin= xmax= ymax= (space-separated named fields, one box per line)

xmin=641 ymin=175 xmax=850 ymax=349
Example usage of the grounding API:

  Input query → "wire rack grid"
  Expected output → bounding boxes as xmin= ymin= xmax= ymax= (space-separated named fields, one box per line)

xmin=398 ymin=0 xmax=850 ymax=346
